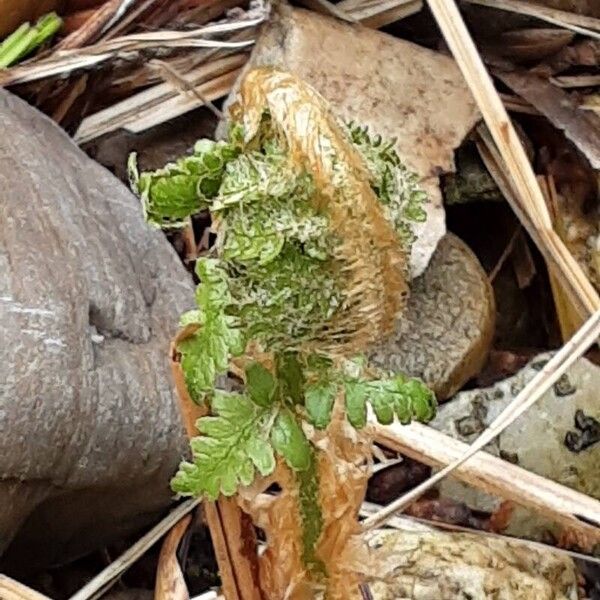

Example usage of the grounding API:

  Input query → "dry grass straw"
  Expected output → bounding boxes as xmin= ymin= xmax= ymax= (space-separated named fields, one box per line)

xmin=0 ymin=17 xmax=261 ymax=87
xmin=74 ymin=0 xmax=420 ymax=143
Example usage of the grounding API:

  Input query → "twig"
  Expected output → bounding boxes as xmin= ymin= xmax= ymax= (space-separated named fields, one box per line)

xmin=149 ymin=58 xmax=224 ymax=119
xmin=550 ymin=74 xmax=600 ymax=88
xmin=488 ymin=224 xmax=520 ymax=283
xmin=125 ymin=67 xmax=240 ymax=133
xmin=463 ymin=0 xmax=600 ymax=39
xmin=74 ymin=53 xmax=246 ymax=142
xmin=476 ymin=127 xmax=591 ymax=324
xmin=363 ymin=308 xmax=600 ymax=531
xmin=369 ymin=420 xmax=600 ymax=547
xmin=296 ymin=0 xmax=359 ymax=23
xmin=69 ymin=498 xmax=201 ymax=600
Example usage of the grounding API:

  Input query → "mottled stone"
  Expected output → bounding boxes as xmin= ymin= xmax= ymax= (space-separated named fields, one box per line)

xmin=362 ymin=526 xmax=579 ymax=600
xmin=369 ymin=233 xmax=495 ymax=400
xmin=0 ymin=89 xmax=193 ymax=571
xmin=431 ymin=353 xmax=600 ymax=540
xmin=218 ymin=5 xmax=481 ymax=277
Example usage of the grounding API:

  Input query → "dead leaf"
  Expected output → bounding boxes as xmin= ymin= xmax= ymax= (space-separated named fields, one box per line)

xmin=497 ymin=70 xmax=600 ymax=169
xmin=496 ymin=29 xmax=574 ymax=62
xmin=154 ymin=514 xmax=192 ymax=600
xmin=532 ymin=39 xmax=600 ymax=76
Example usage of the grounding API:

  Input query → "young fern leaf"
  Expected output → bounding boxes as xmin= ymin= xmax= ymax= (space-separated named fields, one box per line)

xmin=305 ymin=382 xmax=337 ymax=430
xmin=271 ymin=409 xmax=312 ymax=471
xmin=171 ymin=390 xmax=276 ymax=500
xmin=129 ymin=139 xmax=239 ymax=228
xmin=178 ymin=259 xmax=244 ymax=402
xmin=345 ymin=375 xmax=436 ymax=428
xmin=245 ymin=361 xmax=278 ymax=408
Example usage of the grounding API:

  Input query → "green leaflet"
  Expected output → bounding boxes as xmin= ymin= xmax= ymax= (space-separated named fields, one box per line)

xmin=215 ymin=146 xmax=330 ymax=264
xmin=344 ymin=380 xmax=368 ymax=429
xmin=344 ymin=375 xmax=436 ymax=428
xmin=171 ymin=390 xmax=276 ymax=499
xmin=305 ymin=382 xmax=336 ymax=430
xmin=271 ymin=409 xmax=312 ymax=471
xmin=130 ymin=139 xmax=239 ymax=228
xmin=245 ymin=361 xmax=277 ymax=408
xmin=349 ymin=122 xmax=427 ymax=252
xmin=276 ymin=352 xmax=305 ymax=405
xmin=178 ymin=259 xmax=245 ymax=402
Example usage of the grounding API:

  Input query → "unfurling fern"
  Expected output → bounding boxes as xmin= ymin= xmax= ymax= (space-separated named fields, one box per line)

xmin=132 ymin=67 xmax=436 ymax=599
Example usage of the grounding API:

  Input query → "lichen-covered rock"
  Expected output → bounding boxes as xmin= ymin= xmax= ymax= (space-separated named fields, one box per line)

xmin=431 ymin=353 xmax=600 ymax=540
xmin=362 ymin=526 xmax=580 ymax=600
xmin=369 ymin=233 xmax=495 ymax=400
xmin=218 ymin=5 xmax=481 ymax=278
xmin=0 ymin=89 xmax=193 ymax=572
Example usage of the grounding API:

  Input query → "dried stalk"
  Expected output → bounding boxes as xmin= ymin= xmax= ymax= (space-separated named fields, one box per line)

xmin=464 ymin=0 xmax=600 ymax=39
xmin=363 ymin=308 xmax=600 ymax=531
xmin=75 ymin=0 xmax=422 ymax=142
xmin=551 ymin=74 xmax=600 ymax=88
xmin=57 ymin=0 xmax=138 ymax=50
xmin=297 ymin=0 xmax=358 ymax=22
xmin=476 ymin=126 xmax=591 ymax=324
xmin=122 ymin=67 xmax=241 ymax=132
xmin=369 ymin=419 xmax=600 ymax=547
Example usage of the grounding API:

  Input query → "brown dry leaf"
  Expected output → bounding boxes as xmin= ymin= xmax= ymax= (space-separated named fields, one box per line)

xmin=497 ymin=70 xmax=600 ymax=169
xmin=487 ymin=500 xmax=515 ymax=533
xmin=154 ymin=514 xmax=192 ymax=600
xmin=238 ymin=397 xmax=373 ymax=600
xmin=532 ymin=39 xmax=600 ymax=76
xmin=495 ymin=29 xmax=574 ymax=62
xmin=404 ymin=496 xmax=493 ymax=530
xmin=311 ymin=402 xmax=373 ymax=599
xmin=534 ymin=0 xmax=600 ymax=18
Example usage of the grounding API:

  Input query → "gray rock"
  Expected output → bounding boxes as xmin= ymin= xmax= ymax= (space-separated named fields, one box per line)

xmin=361 ymin=526 xmax=579 ymax=600
xmin=217 ymin=5 xmax=481 ymax=278
xmin=431 ymin=353 xmax=600 ymax=540
xmin=0 ymin=90 xmax=193 ymax=571
xmin=370 ymin=233 xmax=495 ymax=401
